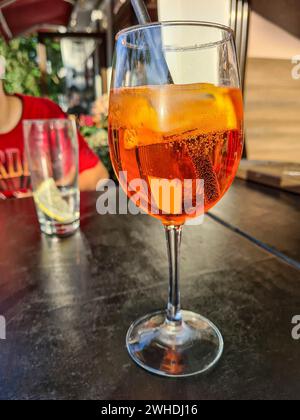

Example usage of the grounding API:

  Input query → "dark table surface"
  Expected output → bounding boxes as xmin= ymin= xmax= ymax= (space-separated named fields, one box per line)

xmin=0 ymin=180 xmax=300 ymax=400
xmin=211 ymin=179 xmax=300 ymax=264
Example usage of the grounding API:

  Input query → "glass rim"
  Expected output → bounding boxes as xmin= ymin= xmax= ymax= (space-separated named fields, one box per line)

xmin=116 ymin=20 xmax=234 ymax=48
xmin=23 ymin=118 xmax=76 ymax=126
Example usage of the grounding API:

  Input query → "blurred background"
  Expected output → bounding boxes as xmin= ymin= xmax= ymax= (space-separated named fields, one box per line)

xmin=0 ymin=0 xmax=300 ymax=175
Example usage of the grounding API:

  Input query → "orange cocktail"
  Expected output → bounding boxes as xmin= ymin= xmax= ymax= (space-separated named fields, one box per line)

xmin=109 ymin=83 xmax=243 ymax=225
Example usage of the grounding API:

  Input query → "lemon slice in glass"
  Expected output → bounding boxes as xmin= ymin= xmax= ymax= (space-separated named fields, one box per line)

xmin=34 ymin=178 xmax=74 ymax=223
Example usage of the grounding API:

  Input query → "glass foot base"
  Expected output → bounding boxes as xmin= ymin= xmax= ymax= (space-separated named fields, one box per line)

xmin=126 ymin=310 xmax=223 ymax=377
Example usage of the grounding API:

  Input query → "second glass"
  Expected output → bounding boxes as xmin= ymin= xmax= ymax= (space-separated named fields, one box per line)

xmin=23 ymin=119 xmax=80 ymax=237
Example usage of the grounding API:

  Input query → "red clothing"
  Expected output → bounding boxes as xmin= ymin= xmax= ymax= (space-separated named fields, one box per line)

xmin=0 ymin=94 xmax=99 ymax=198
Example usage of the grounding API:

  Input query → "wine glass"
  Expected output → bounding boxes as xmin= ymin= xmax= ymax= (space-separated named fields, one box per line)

xmin=108 ymin=22 xmax=244 ymax=377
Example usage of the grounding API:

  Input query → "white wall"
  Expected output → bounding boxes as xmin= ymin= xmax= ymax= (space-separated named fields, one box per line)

xmin=158 ymin=0 xmax=231 ymax=26
xmin=157 ymin=0 xmax=233 ymax=85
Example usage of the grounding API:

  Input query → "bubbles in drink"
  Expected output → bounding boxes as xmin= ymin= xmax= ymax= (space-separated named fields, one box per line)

xmin=109 ymin=83 xmax=243 ymax=225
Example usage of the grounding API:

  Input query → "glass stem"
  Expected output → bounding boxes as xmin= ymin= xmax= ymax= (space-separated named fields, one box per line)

xmin=165 ymin=225 xmax=183 ymax=324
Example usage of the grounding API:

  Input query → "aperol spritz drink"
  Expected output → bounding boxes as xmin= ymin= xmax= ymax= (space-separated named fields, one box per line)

xmin=109 ymin=21 xmax=244 ymax=377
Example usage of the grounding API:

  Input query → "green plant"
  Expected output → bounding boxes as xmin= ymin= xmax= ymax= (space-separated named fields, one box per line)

xmin=43 ymin=37 xmax=66 ymax=103
xmin=0 ymin=35 xmax=41 ymax=96
xmin=0 ymin=35 xmax=65 ymax=101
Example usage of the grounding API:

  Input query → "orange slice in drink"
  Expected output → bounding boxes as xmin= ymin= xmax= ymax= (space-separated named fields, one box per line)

xmin=113 ymin=84 xmax=239 ymax=150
